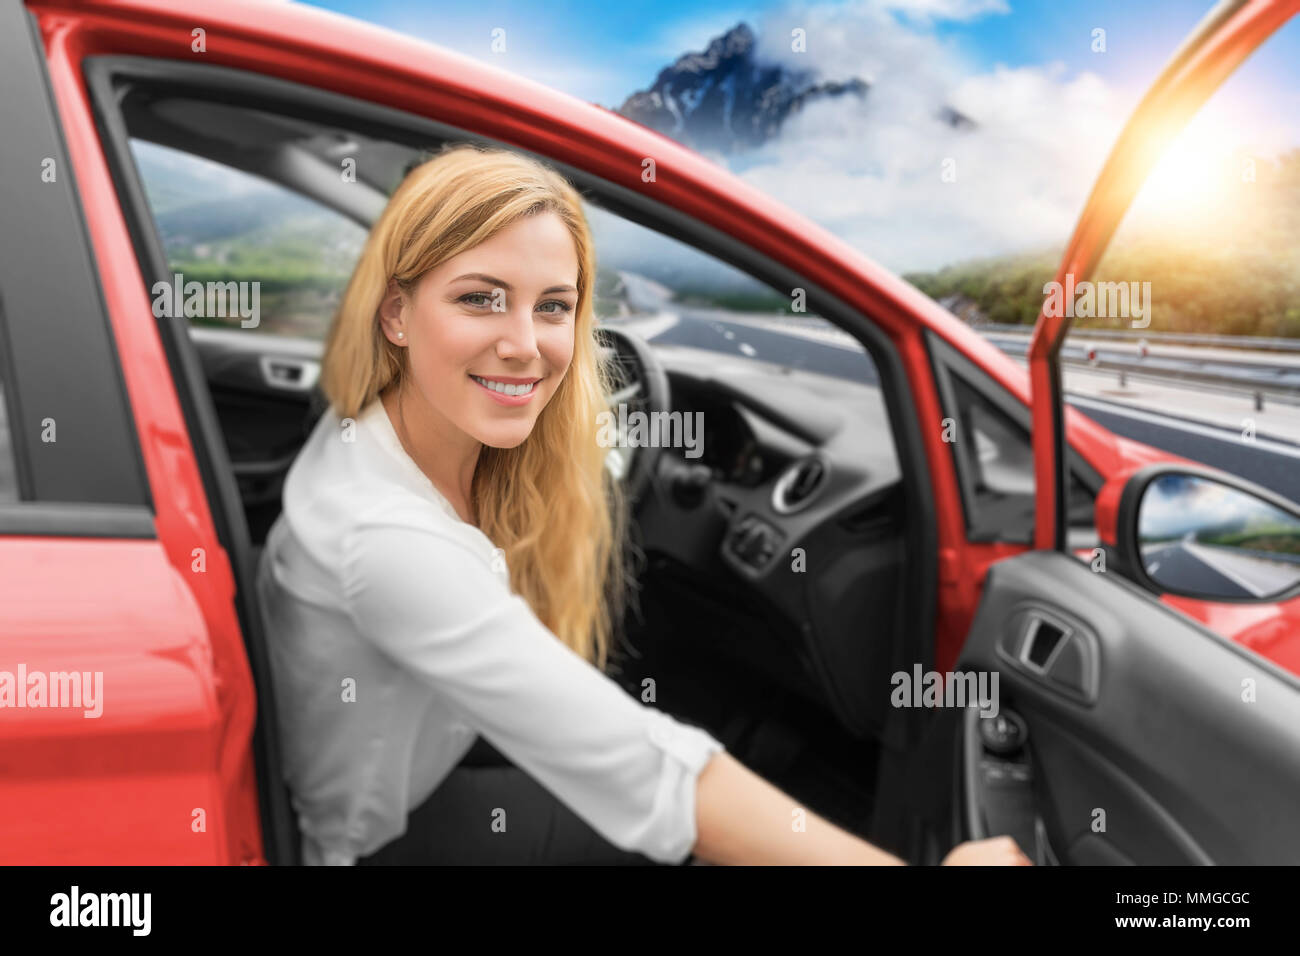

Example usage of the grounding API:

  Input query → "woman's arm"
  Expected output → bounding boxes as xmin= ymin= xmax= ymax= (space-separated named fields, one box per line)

xmin=340 ymin=519 xmax=1029 ymax=866
xmin=692 ymin=751 xmax=1032 ymax=866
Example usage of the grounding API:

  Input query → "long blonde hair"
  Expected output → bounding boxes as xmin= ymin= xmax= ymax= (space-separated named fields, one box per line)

xmin=320 ymin=143 xmax=626 ymax=670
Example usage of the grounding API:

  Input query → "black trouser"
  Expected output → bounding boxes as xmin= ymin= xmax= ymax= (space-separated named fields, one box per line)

xmin=356 ymin=738 xmax=664 ymax=866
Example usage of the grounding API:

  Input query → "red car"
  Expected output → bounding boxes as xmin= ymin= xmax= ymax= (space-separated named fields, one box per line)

xmin=2 ymin=0 xmax=1298 ymax=865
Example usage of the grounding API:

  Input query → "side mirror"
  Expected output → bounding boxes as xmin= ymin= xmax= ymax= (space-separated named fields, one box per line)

xmin=1115 ymin=465 xmax=1300 ymax=602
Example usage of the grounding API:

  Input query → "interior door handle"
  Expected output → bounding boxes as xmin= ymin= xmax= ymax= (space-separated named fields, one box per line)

xmin=1000 ymin=607 xmax=1099 ymax=703
xmin=259 ymin=356 xmax=320 ymax=391
xmin=1020 ymin=613 xmax=1073 ymax=675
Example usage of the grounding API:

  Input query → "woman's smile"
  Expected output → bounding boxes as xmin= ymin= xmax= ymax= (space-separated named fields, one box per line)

xmin=469 ymin=372 xmax=543 ymax=405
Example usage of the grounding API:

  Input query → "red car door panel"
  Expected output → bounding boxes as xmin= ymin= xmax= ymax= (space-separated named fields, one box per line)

xmin=0 ymin=1 xmax=263 ymax=865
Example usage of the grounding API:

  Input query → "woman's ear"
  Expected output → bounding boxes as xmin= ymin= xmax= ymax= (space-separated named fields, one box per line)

xmin=378 ymin=278 xmax=407 ymax=345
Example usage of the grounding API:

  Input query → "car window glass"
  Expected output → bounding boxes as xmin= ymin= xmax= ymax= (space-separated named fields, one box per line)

xmin=129 ymin=139 xmax=369 ymax=339
xmin=935 ymin=350 xmax=1094 ymax=543
xmin=584 ymin=200 xmax=879 ymax=386
xmin=120 ymin=93 xmax=895 ymax=495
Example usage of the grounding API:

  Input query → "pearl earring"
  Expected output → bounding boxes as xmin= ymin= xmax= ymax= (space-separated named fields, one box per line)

xmin=397 ymin=331 xmax=405 ymax=339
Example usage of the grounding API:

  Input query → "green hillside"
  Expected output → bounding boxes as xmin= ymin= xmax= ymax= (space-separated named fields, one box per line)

xmin=905 ymin=149 xmax=1300 ymax=339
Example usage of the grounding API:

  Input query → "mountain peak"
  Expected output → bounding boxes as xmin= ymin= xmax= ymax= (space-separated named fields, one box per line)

xmin=697 ymin=22 xmax=755 ymax=64
xmin=617 ymin=21 xmax=864 ymax=155
xmin=616 ymin=21 xmax=971 ymax=155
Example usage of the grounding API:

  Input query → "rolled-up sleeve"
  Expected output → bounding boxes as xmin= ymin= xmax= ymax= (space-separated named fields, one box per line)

xmin=339 ymin=518 xmax=726 ymax=864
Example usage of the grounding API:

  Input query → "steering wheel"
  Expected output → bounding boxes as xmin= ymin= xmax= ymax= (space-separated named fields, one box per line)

xmin=595 ymin=325 xmax=672 ymax=506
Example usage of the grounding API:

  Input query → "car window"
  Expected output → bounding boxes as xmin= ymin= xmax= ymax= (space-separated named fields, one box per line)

xmin=129 ymin=127 xmax=874 ymax=383
xmin=949 ymin=371 xmax=1034 ymax=505
xmin=932 ymin=335 xmax=1096 ymax=544
xmin=129 ymin=118 xmax=883 ymax=383
xmin=115 ymin=83 xmax=892 ymax=491
xmin=584 ymin=200 xmax=879 ymax=386
xmin=0 ymin=42 xmax=151 ymax=521
xmin=128 ymin=139 xmax=369 ymax=340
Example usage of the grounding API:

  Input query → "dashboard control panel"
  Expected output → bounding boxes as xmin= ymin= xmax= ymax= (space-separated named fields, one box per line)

xmin=726 ymin=513 xmax=783 ymax=571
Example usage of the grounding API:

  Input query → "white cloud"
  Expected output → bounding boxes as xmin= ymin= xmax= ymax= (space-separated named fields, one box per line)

xmin=727 ymin=1 xmax=1128 ymax=272
xmin=1140 ymin=475 xmax=1288 ymax=538
xmin=879 ymin=0 xmax=1011 ymax=22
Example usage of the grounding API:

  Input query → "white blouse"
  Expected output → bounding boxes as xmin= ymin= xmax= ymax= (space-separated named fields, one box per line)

xmin=254 ymin=396 xmax=725 ymax=865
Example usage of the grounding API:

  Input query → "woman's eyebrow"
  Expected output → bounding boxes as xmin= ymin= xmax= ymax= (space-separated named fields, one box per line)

xmin=451 ymin=273 xmax=577 ymax=295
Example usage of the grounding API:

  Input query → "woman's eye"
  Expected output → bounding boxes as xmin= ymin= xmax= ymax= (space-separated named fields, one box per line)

xmin=458 ymin=293 xmax=572 ymax=316
xmin=538 ymin=300 xmax=574 ymax=316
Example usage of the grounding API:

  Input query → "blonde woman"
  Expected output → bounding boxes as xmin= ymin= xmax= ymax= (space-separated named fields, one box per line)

xmin=255 ymin=143 xmax=1030 ymax=867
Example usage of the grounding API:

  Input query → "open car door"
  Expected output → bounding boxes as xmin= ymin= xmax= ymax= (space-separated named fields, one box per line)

xmin=955 ymin=0 xmax=1300 ymax=864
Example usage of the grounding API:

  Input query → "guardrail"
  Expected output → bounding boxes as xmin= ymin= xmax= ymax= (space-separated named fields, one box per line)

xmin=974 ymin=322 xmax=1300 ymax=353
xmin=984 ymin=334 xmax=1300 ymax=409
xmin=1059 ymin=358 xmax=1300 ymax=409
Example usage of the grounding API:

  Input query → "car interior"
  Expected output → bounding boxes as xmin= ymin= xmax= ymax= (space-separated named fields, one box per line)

xmin=82 ymin=55 xmax=1300 ymax=867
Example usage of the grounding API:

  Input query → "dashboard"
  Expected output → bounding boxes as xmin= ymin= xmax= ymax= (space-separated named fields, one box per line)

xmin=631 ymin=342 xmax=911 ymax=738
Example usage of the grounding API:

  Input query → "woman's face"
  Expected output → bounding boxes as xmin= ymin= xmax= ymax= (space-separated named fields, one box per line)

xmin=382 ymin=210 xmax=579 ymax=449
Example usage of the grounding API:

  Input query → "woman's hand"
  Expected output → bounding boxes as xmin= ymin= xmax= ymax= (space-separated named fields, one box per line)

xmin=941 ymin=835 xmax=1034 ymax=865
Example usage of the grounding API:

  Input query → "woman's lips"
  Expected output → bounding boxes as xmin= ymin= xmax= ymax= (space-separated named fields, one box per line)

xmin=469 ymin=373 xmax=541 ymax=406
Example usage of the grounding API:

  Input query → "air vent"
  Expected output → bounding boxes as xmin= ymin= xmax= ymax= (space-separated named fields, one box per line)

xmin=772 ymin=456 xmax=828 ymax=514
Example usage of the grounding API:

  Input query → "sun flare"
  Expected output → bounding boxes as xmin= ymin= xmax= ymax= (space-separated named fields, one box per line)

xmin=1123 ymin=106 xmax=1272 ymax=236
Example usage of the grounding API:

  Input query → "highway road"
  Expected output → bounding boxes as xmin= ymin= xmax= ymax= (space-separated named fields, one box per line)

xmin=1142 ymin=541 xmax=1249 ymax=598
xmin=1142 ymin=538 xmax=1300 ymax=599
xmin=1058 ymin=397 xmax=1300 ymax=505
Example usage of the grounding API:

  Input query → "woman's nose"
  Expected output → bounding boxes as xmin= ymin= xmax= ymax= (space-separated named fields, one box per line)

xmin=495 ymin=306 xmax=541 ymax=362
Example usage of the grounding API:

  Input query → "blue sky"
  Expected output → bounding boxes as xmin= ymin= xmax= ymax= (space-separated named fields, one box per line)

xmin=296 ymin=0 xmax=1300 ymax=272
xmin=300 ymin=0 xmax=1297 ymax=108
